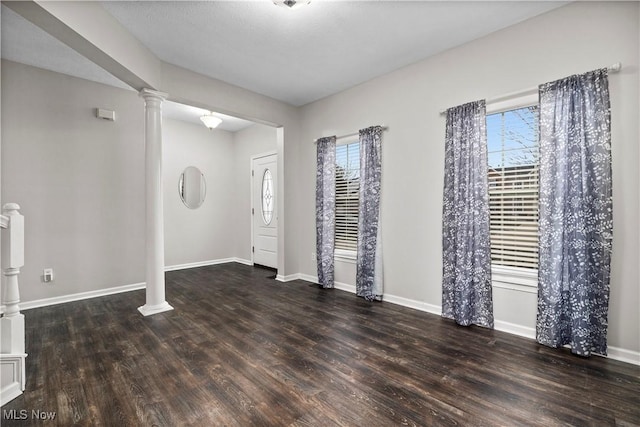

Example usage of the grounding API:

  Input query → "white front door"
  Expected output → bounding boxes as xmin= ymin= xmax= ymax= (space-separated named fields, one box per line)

xmin=252 ymin=154 xmax=277 ymax=269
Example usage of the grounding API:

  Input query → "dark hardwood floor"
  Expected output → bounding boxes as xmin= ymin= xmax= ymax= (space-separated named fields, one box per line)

xmin=2 ymin=263 xmax=638 ymax=426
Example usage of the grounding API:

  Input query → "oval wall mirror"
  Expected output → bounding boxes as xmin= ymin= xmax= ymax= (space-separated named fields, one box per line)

xmin=179 ymin=166 xmax=206 ymax=209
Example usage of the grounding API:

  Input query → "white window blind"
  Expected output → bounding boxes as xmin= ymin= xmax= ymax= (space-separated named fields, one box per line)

xmin=335 ymin=141 xmax=360 ymax=251
xmin=486 ymin=106 xmax=539 ymax=270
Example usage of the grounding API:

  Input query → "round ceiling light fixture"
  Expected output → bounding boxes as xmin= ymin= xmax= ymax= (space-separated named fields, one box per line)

xmin=200 ymin=113 xmax=223 ymax=130
xmin=273 ymin=0 xmax=310 ymax=9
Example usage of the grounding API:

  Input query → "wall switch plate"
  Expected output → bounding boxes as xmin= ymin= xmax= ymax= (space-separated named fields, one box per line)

xmin=43 ymin=268 xmax=54 ymax=283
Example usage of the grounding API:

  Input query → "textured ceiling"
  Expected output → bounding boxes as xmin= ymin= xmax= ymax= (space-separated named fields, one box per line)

xmin=2 ymin=1 xmax=568 ymax=115
xmin=0 ymin=5 xmax=254 ymax=132
xmin=101 ymin=1 xmax=567 ymax=106
xmin=0 ymin=5 xmax=131 ymax=91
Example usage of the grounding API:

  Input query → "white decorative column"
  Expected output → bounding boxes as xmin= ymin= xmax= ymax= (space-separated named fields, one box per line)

xmin=138 ymin=89 xmax=173 ymax=316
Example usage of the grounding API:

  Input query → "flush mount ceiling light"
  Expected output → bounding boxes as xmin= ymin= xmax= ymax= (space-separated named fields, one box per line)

xmin=273 ymin=0 xmax=310 ymax=9
xmin=200 ymin=113 xmax=222 ymax=130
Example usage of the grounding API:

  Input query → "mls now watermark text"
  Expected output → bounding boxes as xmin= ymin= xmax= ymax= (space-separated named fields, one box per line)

xmin=3 ymin=409 xmax=57 ymax=421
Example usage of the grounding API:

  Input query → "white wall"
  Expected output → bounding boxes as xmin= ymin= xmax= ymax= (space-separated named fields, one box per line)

xmin=1 ymin=1 xmax=637 ymax=360
xmin=298 ymin=2 xmax=639 ymax=356
xmin=1 ymin=60 xmax=281 ymax=303
xmin=163 ymin=119 xmax=278 ymax=268
xmin=231 ymin=124 xmax=278 ymax=263
xmin=161 ymin=64 xmax=302 ymax=278
xmin=5 ymin=0 xmax=303 ymax=277
xmin=163 ymin=118 xmax=236 ymax=267
xmin=1 ymin=60 xmax=146 ymax=303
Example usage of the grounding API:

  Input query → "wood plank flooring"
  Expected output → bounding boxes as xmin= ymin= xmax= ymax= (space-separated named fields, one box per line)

xmin=2 ymin=263 xmax=638 ymax=426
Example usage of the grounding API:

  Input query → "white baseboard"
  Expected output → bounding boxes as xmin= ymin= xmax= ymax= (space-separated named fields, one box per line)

xmin=295 ymin=272 xmax=638 ymax=366
xmin=298 ymin=274 xmax=439 ymax=315
xmin=298 ymin=274 xmax=356 ymax=293
xmin=276 ymin=273 xmax=300 ymax=282
xmin=20 ymin=282 xmax=146 ymax=311
xmin=383 ymin=293 xmax=442 ymax=316
xmin=607 ymin=346 xmax=640 ymax=365
xmin=165 ymin=258 xmax=237 ymax=271
xmin=298 ymin=273 xmax=315 ymax=283
xmin=12 ymin=258 xmax=252 ymax=312
xmin=333 ymin=281 xmax=356 ymax=293
xmin=9 ymin=262 xmax=639 ymax=367
xmin=494 ymin=319 xmax=536 ymax=340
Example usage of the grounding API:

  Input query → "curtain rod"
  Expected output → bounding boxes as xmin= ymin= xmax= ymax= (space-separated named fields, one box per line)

xmin=438 ymin=62 xmax=622 ymax=115
xmin=313 ymin=126 xmax=388 ymax=143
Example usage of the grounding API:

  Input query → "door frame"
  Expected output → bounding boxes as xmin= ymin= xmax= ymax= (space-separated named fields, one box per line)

xmin=250 ymin=151 xmax=278 ymax=267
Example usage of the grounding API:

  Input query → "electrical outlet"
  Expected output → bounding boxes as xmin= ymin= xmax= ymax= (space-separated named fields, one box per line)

xmin=43 ymin=268 xmax=54 ymax=283
xmin=311 ymin=252 xmax=316 ymax=261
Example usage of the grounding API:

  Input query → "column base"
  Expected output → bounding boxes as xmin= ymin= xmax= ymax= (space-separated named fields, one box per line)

xmin=0 ymin=353 xmax=27 ymax=406
xmin=137 ymin=301 xmax=174 ymax=317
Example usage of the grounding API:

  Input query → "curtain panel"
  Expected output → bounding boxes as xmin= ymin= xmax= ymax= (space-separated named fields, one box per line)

xmin=536 ymin=69 xmax=612 ymax=356
xmin=441 ymin=100 xmax=494 ymax=328
xmin=316 ymin=136 xmax=337 ymax=288
xmin=356 ymin=126 xmax=384 ymax=301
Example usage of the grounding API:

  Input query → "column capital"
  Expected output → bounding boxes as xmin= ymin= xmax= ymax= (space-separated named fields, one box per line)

xmin=139 ymin=88 xmax=168 ymax=101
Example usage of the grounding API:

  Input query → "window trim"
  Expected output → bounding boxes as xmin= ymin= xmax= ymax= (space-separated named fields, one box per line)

xmin=486 ymin=88 xmax=537 ymax=115
xmin=335 ymin=248 xmax=357 ymax=263
xmin=487 ymin=92 xmax=540 ymax=288
xmin=491 ymin=265 xmax=538 ymax=292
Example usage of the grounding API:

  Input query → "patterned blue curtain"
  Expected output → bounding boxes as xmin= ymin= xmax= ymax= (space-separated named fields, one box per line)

xmin=316 ymin=136 xmax=336 ymax=288
xmin=442 ymin=100 xmax=494 ymax=328
xmin=537 ymin=69 xmax=612 ymax=357
xmin=356 ymin=126 xmax=384 ymax=301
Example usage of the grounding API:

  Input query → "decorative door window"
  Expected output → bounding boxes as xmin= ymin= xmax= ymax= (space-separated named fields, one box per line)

xmin=261 ymin=169 xmax=274 ymax=225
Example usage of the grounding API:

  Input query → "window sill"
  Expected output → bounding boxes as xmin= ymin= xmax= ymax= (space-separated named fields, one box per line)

xmin=491 ymin=265 xmax=538 ymax=294
xmin=335 ymin=249 xmax=357 ymax=264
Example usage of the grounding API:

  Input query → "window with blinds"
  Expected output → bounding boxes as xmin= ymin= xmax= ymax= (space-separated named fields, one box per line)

xmin=335 ymin=141 xmax=360 ymax=252
xmin=486 ymin=106 xmax=539 ymax=270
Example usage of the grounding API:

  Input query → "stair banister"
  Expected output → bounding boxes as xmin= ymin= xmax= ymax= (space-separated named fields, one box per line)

xmin=0 ymin=203 xmax=27 ymax=406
